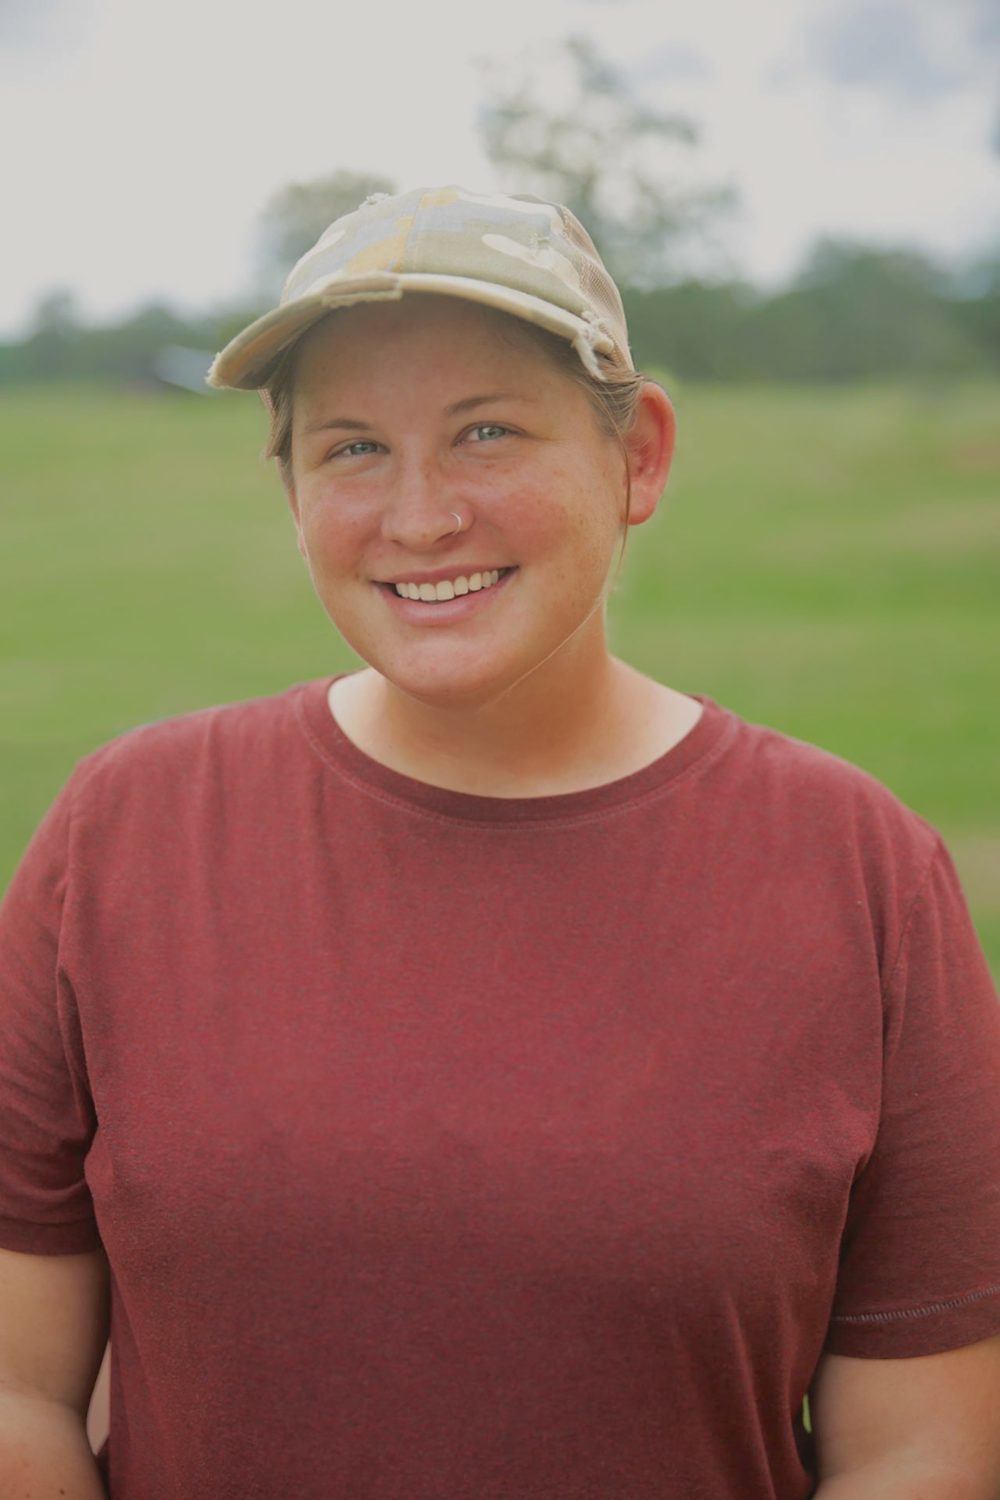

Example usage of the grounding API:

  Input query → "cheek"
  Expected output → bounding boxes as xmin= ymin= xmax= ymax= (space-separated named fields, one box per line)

xmin=297 ymin=491 xmax=371 ymax=569
xmin=544 ymin=461 xmax=626 ymax=558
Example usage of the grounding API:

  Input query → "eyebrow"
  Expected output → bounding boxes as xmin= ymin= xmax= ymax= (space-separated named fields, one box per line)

xmin=301 ymin=393 xmax=534 ymax=437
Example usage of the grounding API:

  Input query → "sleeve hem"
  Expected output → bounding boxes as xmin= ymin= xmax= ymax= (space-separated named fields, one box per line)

xmin=0 ymin=1215 xmax=104 ymax=1255
xmin=825 ymin=1288 xmax=1000 ymax=1358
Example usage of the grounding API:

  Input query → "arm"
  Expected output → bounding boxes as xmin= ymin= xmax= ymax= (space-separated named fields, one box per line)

xmin=0 ymin=1245 xmax=110 ymax=1498
xmin=811 ymin=1336 xmax=1000 ymax=1499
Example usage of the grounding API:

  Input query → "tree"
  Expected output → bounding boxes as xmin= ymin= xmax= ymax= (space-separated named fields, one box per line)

xmin=20 ymin=287 xmax=84 ymax=379
xmin=30 ymin=288 xmax=82 ymax=336
xmin=477 ymin=35 xmax=737 ymax=289
xmin=944 ymin=245 xmax=1000 ymax=369
xmin=256 ymin=169 xmax=397 ymax=293
xmin=622 ymin=280 xmax=760 ymax=380
xmin=748 ymin=238 xmax=986 ymax=380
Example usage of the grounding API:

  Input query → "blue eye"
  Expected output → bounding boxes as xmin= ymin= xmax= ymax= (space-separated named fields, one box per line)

xmin=466 ymin=423 xmax=509 ymax=443
xmin=334 ymin=440 xmax=379 ymax=459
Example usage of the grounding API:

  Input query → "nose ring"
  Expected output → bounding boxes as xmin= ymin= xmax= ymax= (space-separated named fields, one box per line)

xmin=447 ymin=511 xmax=463 ymax=537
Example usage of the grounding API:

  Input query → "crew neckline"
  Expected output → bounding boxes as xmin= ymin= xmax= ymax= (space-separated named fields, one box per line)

xmin=294 ymin=674 xmax=736 ymax=826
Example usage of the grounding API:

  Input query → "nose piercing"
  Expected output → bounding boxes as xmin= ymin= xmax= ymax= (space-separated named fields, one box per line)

xmin=448 ymin=512 xmax=463 ymax=537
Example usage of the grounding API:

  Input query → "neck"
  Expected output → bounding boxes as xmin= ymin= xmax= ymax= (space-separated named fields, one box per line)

xmin=329 ymin=636 xmax=700 ymax=798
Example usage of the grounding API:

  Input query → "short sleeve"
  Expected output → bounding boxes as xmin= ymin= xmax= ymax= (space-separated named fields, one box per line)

xmin=0 ymin=767 xmax=103 ymax=1254
xmin=826 ymin=837 xmax=1000 ymax=1356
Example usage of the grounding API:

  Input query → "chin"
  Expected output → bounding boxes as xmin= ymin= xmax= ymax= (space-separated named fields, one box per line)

xmin=330 ymin=601 xmax=598 ymax=714
xmin=382 ymin=662 xmax=521 ymax=713
xmin=348 ymin=640 xmax=535 ymax=714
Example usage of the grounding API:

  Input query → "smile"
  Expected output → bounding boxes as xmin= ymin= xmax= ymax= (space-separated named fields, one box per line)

xmin=391 ymin=568 xmax=511 ymax=602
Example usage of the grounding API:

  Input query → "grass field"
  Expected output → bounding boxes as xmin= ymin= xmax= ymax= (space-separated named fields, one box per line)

xmin=2 ymin=378 xmax=998 ymax=976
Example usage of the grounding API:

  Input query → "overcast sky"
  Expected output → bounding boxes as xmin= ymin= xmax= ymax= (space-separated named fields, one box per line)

xmin=1 ymin=0 xmax=996 ymax=338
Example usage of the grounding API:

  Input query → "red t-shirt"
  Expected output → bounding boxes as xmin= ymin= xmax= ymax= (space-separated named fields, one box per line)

xmin=2 ymin=677 xmax=999 ymax=1500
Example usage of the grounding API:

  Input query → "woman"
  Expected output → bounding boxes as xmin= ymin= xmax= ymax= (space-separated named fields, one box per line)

xmin=1 ymin=186 xmax=999 ymax=1500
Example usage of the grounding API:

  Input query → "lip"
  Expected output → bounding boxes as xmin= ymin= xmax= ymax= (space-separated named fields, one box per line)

xmin=378 ymin=566 xmax=517 ymax=622
xmin=376 ymin=564 xmax=513 ymax=586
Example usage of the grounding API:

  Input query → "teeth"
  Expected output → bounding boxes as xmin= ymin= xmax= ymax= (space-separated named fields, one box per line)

xmin=393 ymin=569 xmax=504 ymax=601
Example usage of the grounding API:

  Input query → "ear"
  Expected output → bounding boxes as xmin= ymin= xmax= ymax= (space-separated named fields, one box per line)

xmin=282 ymin=473 xmax=309 ymax=561
xmin=621 ymin=382 xmax=677 ymax=528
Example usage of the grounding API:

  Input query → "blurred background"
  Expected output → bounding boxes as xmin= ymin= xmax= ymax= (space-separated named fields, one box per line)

xmin=2 ymin=0 xmax=998 ymax=985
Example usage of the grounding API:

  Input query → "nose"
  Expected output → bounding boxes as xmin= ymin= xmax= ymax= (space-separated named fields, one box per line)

xmin=379 ymin=455 xmax=465 ymax=550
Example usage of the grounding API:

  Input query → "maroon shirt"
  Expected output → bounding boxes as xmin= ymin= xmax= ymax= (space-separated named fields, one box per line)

xmin=2 ymin=677 xmax=999 ymax=1499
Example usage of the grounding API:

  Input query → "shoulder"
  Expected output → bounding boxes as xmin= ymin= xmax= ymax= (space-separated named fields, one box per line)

xmin=708 ymin=699 xmax=942 ymax=895
xmin=64 ymin=680 xmax=317 ymax=819
xmin=78 ymin=679 xmax=310 ymax=768
xmin=5 ymin=688 xmax=308 ymax=925
xmin=722 ymin=702 xmax=937 ymax=835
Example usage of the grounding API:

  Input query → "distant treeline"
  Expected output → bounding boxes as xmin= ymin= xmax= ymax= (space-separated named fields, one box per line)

xmin=2 ymin=238 xmax=998 ymax=388
xmin=625 ymin=241 xmax=1000 ymax=382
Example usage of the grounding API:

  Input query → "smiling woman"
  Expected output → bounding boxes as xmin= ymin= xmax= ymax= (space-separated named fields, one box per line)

xmin=1 ymin=185 xmax=999 ymax=1500
xmin=263 ymin=292 xmax=687 ymax=776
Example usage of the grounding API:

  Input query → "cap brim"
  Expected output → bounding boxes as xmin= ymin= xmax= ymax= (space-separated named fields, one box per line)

xmin=205 ymin=271 xmax=624 ymax=391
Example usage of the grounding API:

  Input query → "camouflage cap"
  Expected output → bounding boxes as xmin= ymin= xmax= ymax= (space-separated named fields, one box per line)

xmin=206 ymin=185 xmax=633 ymax=390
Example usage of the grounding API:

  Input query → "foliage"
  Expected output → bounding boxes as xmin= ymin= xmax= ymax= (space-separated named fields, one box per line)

xmin=948 ymin=247 xmax=1000 ymax=366
xmin=756 ymin=239 xmax=985 ymax=379
xmin=623 ymin=281 xmax=760 ymax=380
xmin=621 ymin=239 xmax=996 ymax=380
xmin=478 ymin=35 xmax=737 ymax=288
xmin=9 ymin=298 xmax=211 ymax=385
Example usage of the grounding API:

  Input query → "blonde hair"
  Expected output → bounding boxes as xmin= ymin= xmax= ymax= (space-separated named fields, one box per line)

xmin=259 ymin=307 xmax=650 ymax=564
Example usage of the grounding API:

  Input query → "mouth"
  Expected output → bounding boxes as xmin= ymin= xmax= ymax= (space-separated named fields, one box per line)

xmin=375 ymin=566 xmax=518 ymax=620
xmin=376 ymin=567 xmax=516 ymax=604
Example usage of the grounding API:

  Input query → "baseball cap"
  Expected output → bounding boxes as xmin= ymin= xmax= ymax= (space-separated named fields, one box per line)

xmin=206 ymin=185 xmax=633 ymax=391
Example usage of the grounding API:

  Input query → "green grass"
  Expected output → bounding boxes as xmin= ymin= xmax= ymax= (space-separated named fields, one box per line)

xmin=3 ymin=379 xmax=998 ymax=975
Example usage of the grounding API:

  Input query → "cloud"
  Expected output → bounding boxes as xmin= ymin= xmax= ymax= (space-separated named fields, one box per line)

xmin=0 ymin=0 xmax=94 ymax=61
xmin=967 ymin=0 xmax=1000 ymax=49
xmin=803 ymin=0 xmax=973 ymax=102
xmin=0 ymin=0 xmax=58 ymax=46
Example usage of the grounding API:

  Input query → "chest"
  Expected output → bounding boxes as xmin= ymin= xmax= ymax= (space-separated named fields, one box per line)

xmin=75 ymin=817 xmax=879 ymax=1327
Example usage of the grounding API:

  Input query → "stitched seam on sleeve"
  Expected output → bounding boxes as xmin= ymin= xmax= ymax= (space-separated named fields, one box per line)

xmin=831 ymin=1282 xmax=1000 ymax=1325
xmin=0 ymin=1211 xmax=101 ymax=1229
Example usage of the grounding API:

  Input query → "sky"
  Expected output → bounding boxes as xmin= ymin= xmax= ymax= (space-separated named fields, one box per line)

xmin=1 ymin=0 xmax=997 ymax=338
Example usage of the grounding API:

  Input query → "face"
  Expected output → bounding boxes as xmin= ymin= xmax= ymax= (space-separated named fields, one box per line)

xmin=284 ymin=295 xmax=672 ymax=710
